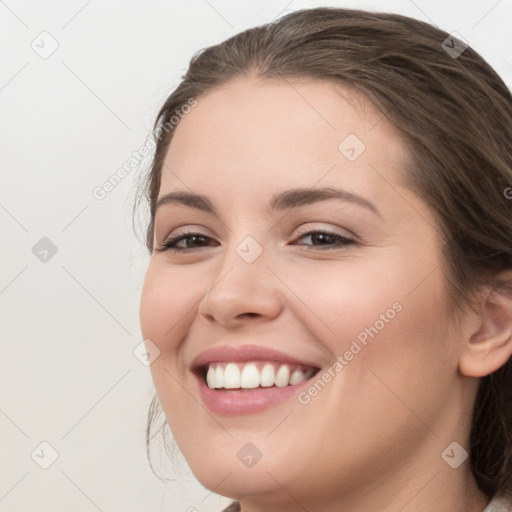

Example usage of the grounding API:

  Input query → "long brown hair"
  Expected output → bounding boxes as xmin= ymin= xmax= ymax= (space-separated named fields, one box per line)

xmin=134 ymin=7 xmax=512 ymax=500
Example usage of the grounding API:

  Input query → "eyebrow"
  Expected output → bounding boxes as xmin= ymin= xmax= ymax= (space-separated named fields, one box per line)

xmin=154 ymin=187 xmax=382 ymax=217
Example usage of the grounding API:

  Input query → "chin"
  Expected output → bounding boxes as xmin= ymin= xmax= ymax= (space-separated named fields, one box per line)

xmin=178 ymin=436 xmax=302 ymax=501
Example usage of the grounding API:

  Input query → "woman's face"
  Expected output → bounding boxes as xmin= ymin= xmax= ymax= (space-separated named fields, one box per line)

xmin=140 ymin=76 xmax=471 ymax=507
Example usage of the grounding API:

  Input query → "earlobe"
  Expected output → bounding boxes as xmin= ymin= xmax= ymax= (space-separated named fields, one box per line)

xmin=458 ymin=285 xmax=512 ymax=378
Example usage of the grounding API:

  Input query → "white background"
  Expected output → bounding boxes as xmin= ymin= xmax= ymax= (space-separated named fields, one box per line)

xmin=1 ymin=1 xmax=511 ymax=511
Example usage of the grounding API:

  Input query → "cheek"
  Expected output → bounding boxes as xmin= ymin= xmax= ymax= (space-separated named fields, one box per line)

xmin=335 ymin=263 xmax=457 ymax=437
xmin=139 ymin=262 xmax=202 ymax=391
xmin=284 ymin=264 xmax=454 ymax=470
xmin=139 ymin=264 xmax=198 ymax=426
xmin=140 ymin=262 xmax=195 ymax=345
xmin=295 ymin=250 xmax=455 ymax=407
xmin=285 ymin=257 xmax=408 ymax=355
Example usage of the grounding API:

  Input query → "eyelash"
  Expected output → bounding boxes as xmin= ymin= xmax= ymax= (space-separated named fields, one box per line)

xmin=156 ymin=229 xmax=356 ymax=253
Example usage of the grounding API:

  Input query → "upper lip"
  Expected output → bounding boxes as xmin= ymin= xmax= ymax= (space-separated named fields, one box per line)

xmin=190 ymin=344 xmax=322 ymax=370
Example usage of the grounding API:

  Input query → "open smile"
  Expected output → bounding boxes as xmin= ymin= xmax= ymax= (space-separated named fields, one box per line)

xmin=189 ymin=344 xmax=323 ymax=415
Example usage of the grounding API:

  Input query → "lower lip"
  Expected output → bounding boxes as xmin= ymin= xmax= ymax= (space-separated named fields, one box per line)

xmin=194 ymin=372 xmax=316 ymax=415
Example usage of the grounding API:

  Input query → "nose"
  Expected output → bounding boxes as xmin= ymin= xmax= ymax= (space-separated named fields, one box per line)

xmin=197 ymin=241 xmax=284 ymax=328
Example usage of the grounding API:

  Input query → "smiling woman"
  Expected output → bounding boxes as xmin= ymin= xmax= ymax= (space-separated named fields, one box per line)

xmin=134 ymin=7 xmax=512 ymax=512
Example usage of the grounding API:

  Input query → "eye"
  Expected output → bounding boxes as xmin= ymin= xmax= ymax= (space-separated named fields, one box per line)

xmin=292 ymin=229 xmax=356 ymax=251
xmin=156 ymin=231 xmax=218 ymax=253
xmin=155 ymin=228 xmax=356 ymax=253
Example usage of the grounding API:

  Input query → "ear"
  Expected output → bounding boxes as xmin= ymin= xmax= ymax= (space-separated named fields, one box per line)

xmin=459 ymin=280 xmax=512 ymax=378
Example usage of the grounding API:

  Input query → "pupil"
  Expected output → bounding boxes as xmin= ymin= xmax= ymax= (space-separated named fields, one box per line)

xmin=314 ymin=233 xmax=329 ymax=244
xmin=189 ymin=235 xmax=204 ymax=246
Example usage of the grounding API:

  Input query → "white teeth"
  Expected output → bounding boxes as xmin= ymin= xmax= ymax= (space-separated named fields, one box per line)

xmin=274 ymin=364 xmax=290 ymax=387
xmin=206 ymin=366 xmax=216 ymax=388
xmin=215 ymin=365 xmax=223 ymax=387
xmin=260 ymin=363 xmax=275 ymax=387
xmin=240 ymin=363 xmax=260 ymax=388
xmin=289 ymin=368 xmax=306 ymax=385
xmin=204 ymin=361 xmax=316 ymax=390
xmin=224 ymin=362 xmax=240 ymax=388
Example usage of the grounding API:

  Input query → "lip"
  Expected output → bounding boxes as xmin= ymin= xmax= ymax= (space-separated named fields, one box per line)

xmin=189 ymin=344 xmax=321 ymax=416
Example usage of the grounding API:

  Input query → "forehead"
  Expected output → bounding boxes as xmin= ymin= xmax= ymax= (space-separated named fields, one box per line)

xmin=160 ymin=75 xmax=408 ymax=205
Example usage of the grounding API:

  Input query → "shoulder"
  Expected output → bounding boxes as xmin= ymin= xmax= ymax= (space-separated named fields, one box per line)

xmin=483 ymin=496 xmax=512 ymax=512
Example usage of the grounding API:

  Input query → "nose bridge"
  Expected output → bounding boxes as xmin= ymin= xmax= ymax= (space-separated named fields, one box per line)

xmin=214 ymin=231 xmax=269 ymax=292
xmin=216 ymin=208 xmax=271 ymax=275
xmin=199 ymin=228 xmax=282 ymax=322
